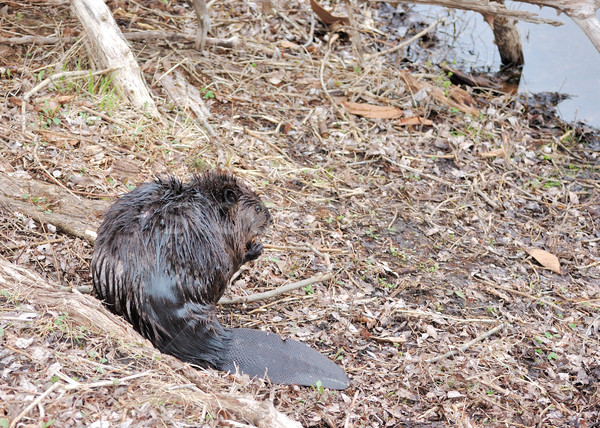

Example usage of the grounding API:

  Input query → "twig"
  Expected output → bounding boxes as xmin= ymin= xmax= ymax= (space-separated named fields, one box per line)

xmin=63 ymin=370 xmax=153 ymax=390
xmin=49 ymin=364 xmax=153 ymax=391
xmin=79 ymin=105 xmax=135 ymax=131
xmin=302 ymin=10 xmax=316 ymax=49
xmin=264 ymin=243 xmax=343 ymax=253
xmin=365 ymin=18 xmax=445 ymax=60
xmin=9 ymin=382 xmax=61 ymax=428
xmin=344 ymin=0 xmax=364 ymax=67
xmin=219 ymin=272 xmax=333 ymax=305
xmin=319 ymin=33 xmax=362 ymax=141
xmin=0 ymin=33 xmax=238 ymax=48
xmin=0 ymin=35 xmax=66 ymax=45
xmin=473 ymin=177 xmax=500 ymax=210
xmin=244 ymin=129 xmax=293 ymax=161
xmin=426 ymin=323 xmax=506 ymax=363
xmin=382 ymin=156 xmax=454 ymax=186
xmin=475 ymin=274 xmax=564 ymax=311
xmin=343 ymin=390 xmax=360 ymax=428
xmin=21 ymin=68 xmax=117 ymax=132
xmin=394 ymin=309 xmax=497 ymax=324
xmin=367 ymin=0 xmax=563 ymax=26
xmin=33 ymin=137 xmax=80 ymax=200
xmin=576 ymin=260 xmax=600 ymax=270
xmin=4 ymin=237 xmax=65 ymax=251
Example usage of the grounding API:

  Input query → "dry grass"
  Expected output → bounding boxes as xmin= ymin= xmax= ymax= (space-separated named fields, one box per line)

xmin=1 ymin=0 xmax=600 ymax=427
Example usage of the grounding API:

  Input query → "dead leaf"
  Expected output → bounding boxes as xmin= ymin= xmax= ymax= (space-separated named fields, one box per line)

xmin=447 ymin=390 xmax=464 ymax=399
xmin=34 ymin=99 xmax=60 ymax=113
xmin=342 ymin=101 xmax=403 ymax=119
xmin=310 ymin=0 xmax=350 ymax=25
xmin=480 ymin=148 xmax=505 ymax=158
xmin=39 ymin=130 xmax=79 ymax=146
xmin=395 ymin=387 xmax=419 ymax=401
xmin=448 ymin=86 xmax=476 ymax=107
xmin=373 ymin=336 xmax=407 ymax=344
xmin=36 ymin=94 xmax=76 ymax=105
xmin=397 ymin=116 xmax=433 ymax=126
xmin=526 ymin=248 xmax=562 ymax=274
xmin=359 ymin=328 xmax=372 ymax=339
xmin=266 ymin=70 xmax=285 ymax=85
xmin=297 ymin=77 xmax=321 ymax=88
xmin=279 ymin=40 xmax=300 ymax=50
xmin=399 ymin=70 xmax=479 ymax=116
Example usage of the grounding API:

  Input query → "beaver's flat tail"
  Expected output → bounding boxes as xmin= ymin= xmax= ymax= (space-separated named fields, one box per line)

xmin=218 ymin=327 xmax=350 ymax=390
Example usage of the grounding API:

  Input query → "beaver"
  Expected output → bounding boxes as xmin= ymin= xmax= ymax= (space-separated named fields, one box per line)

xmin=91 ymin=171 xmax=349 ymax=389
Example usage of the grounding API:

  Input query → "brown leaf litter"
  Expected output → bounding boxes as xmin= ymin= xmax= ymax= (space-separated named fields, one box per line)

xmin=1 ymin=0 xmax=599 ymax=427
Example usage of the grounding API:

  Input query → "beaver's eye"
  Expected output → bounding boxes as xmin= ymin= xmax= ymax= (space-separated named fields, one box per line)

xmin=254 ymin=205 xmax=262 ymax=213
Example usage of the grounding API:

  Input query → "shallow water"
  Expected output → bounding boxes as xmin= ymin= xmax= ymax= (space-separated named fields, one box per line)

xmin=408 ymin=3 xmax=600 ymax=128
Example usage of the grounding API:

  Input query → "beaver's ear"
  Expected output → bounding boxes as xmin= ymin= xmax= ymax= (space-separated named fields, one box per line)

xmin=223 ymin=187 xmax=238 ymax=206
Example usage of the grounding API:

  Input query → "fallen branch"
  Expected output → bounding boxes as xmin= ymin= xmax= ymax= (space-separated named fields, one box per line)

xmin=123 ymin=31 xmax=237 ymax=48
xmin=570 ymin=13 xmax=600 ymax=52
xmin=0 ymin=174 xmax=107 ymax=244
xmin=377 ymin=0 xmax=600 ymax=54
xmin=219 ymin=272 xmax=333 ymax=305
xmin=365 ymin=17 xmax=446 ymax=60
xmin=158 ymin=67 xmax=215 ymax=136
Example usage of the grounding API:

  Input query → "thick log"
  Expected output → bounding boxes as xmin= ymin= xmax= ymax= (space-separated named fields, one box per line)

xmin=488 ymin=14 xmax=525 ymax=67
xmin=0 ymin=173 xmax=107 ymax=244
xmin=70 ymin=0 xmax=160 ymax=117
xmin=570 ymin=13 xmax=600 ymax=52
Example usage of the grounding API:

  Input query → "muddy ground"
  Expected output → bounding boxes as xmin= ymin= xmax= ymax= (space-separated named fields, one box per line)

xmin=1 ymin=1 xmax=599 ymax=427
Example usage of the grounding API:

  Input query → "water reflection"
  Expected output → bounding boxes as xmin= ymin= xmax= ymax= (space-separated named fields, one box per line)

xmin=408 ymin=3 xmax=600 ymax=128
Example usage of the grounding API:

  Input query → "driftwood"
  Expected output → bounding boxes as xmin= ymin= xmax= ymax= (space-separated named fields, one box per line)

xmin=385 ymin=0 xmax=600 ymax=56
xmin=70 ymin=0 xmax=160 ymax=117
xmin=0 ymin=257 xmax=301 ymax=428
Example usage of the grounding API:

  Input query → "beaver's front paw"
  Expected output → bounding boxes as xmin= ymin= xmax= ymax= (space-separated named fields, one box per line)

xmin=243 ymin=242 xmax=263 ymax=263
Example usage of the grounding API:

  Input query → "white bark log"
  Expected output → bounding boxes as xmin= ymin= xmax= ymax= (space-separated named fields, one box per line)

xmin=519 ymin=0 xmax=600 ymax=52
xmin=70 ymin=0 xmax=160 ymax=117
xmin=569 ymin=13 xmax=600 ymax=52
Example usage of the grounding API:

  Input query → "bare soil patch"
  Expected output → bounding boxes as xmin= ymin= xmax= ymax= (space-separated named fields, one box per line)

xmin=1 ymin=1 xmax=599 ymax=427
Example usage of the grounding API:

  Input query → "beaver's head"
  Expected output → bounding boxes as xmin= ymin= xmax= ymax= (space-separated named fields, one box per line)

xmin=192 ymin=170 xmax=272 ymax=259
